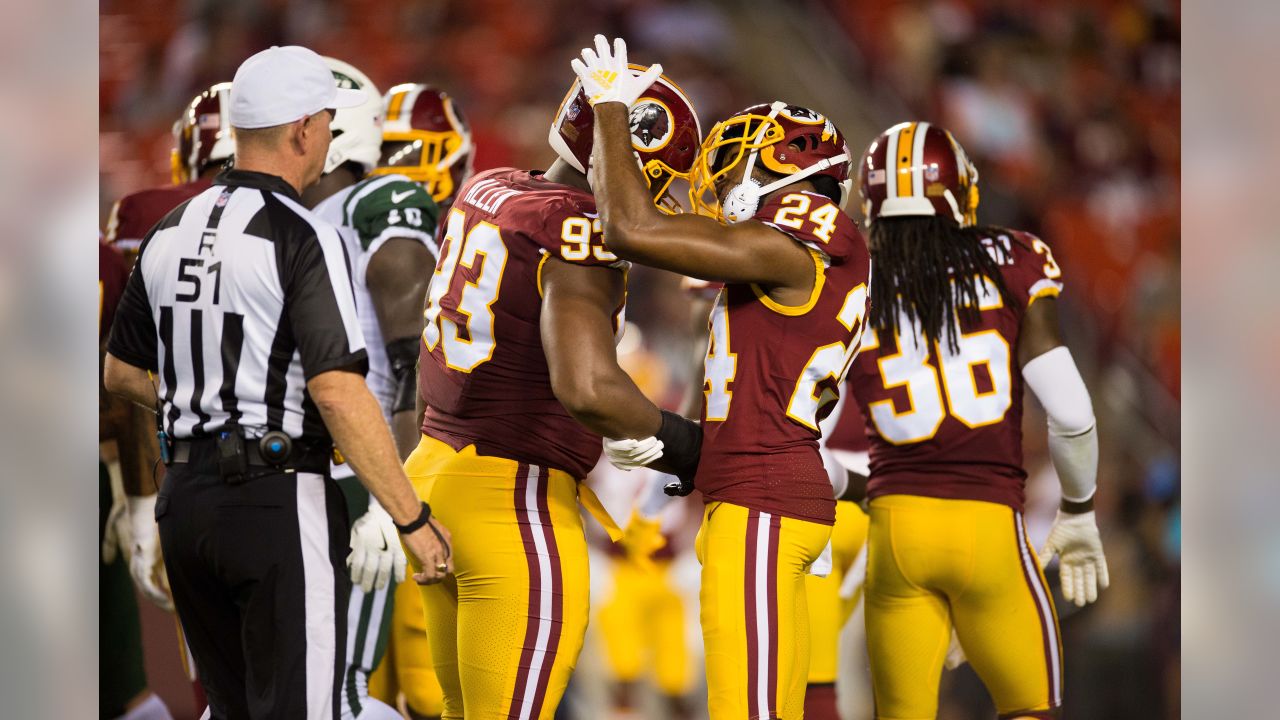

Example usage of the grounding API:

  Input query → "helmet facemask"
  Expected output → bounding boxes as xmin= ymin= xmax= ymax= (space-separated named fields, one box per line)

xmin=374 ymin=126 xmax=473 ymax=205
xmin=690 ymin=102 xmax=850 ymax=224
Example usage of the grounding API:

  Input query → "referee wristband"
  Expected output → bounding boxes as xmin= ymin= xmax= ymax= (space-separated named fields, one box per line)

xmin=393 ymin=501 xmax=433 ymax=535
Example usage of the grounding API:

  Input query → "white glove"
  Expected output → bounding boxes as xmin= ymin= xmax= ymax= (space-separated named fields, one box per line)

xmin=347 ymin=503 xmax=407 ymax=593
xmin=603 ymin=436 xmax=664 ymax=471
xmin=1038 ymin=510 xmax=1110 ymax=607
xmin=128 ymin=495 xmax=173 ymax=611
xmin=101 ymin=490 xmax=130 ymax=565
xmin=943 ymin=629 xmax=967 ymax=670
xmin=569 ymin=34 xmax=664 ymax=107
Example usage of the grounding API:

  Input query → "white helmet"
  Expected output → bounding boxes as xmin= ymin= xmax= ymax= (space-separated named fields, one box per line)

xmin=322 ymin=57 xmax=383 ymax=175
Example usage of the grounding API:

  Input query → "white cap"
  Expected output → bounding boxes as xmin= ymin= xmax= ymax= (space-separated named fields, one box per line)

xmin=229 ymin=46 xmax=367 ymax=129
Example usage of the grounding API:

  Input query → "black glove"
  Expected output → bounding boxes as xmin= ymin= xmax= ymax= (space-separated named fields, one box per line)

xmin=651 ymin=410 xmax=701 ymax=496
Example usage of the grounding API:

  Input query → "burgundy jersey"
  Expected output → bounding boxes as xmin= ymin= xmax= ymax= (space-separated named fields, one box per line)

xmin=825 ymin=389 xmax=871 ymax=454
xmin=847 ymin=229 xmax=1064 ymax=511
xmin=104 ymin=178 xmax=212 ymax=252
xmin=419 ymin=168 xmax=625 ymax=478
xmin=99 ymin=241 xmax=129 ymax=341
xmin=696 ymin=191 xmax=872 ymax=525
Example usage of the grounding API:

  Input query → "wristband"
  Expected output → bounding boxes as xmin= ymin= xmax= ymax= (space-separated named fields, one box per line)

xmin=1060 ymin=496 xmax=1095 ymax=514
xmin=393 ymin=501 xmax=433 ymax=534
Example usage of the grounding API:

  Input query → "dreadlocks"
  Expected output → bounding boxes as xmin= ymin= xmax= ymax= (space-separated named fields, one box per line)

xmin=868 ymin=216 xmax=1023 ymax=354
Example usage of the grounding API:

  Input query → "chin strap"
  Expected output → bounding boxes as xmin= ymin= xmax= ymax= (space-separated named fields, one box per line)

xmin=723 ymin=101 xmax=851 ymax=222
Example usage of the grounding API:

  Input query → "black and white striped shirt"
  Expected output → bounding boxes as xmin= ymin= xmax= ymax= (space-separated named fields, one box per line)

xmin=108 ymin=169 xmax=367 ymax=444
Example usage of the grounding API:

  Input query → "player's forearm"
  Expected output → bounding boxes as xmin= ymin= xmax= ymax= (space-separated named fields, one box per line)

xmin=1023 ymin=346 xmax=1098 ymax=509
xmin=309 ymin=370 xmax=424 ymax=524
xmin=555 ymin=366 xmax=662 ymax=439
xmin=592 ymin=102 xmax=667 ymax=254
xmin=390 ymin=410 xmax=419 ymax=462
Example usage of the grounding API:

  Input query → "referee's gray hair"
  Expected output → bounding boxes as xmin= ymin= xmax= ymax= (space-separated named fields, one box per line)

xmin=232 ymin=123 xmax=290 ymax=148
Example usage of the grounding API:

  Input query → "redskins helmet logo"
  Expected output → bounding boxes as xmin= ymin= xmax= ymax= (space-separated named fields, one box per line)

xmin=629 ymin=100 xmax=673 ymax=151
xmin=778 ymin=105 xmax=824 ymax=125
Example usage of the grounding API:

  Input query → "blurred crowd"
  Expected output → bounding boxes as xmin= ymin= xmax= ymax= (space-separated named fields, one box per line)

xmin=99 ymin=0 xmax=1179 ymax=718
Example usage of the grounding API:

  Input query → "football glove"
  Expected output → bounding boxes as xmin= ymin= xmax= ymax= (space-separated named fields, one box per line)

xmin=101 ymin=489 xmax=130 ymax=565
xmin=128 ymin=494 xmax=173 ymax=611
xmin=570 ymin=35 xmax=664 ymax=107
xmin=619 ymin=508 xmax=667 ymax=571
xmin=1038 ymin=510 xmax=1110 ymax=607
xmin=347 ymin=503 xmax=407 ymax=593
xmin=603 ymin=435 xmax=665 ymax=471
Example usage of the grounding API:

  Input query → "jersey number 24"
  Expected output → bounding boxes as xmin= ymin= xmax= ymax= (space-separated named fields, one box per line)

xmin=703 ymin=283 xmax=869 ymax=430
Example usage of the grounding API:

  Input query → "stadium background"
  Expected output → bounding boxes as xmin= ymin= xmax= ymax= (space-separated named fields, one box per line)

xmin=98 ymin=1 xmax=1180 ymax=718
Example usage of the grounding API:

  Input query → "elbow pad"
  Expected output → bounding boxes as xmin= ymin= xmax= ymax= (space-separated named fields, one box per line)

xmin=385 ymin=336 xmax=420 ymax=414
xmin=1023 ymin=346 xmax=1098 ymax=503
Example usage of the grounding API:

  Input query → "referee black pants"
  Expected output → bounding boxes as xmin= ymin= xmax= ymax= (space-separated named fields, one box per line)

xmin=157 ymin=455 xmax=351 ymax=720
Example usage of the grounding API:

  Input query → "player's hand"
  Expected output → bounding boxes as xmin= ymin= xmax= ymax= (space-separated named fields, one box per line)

xmin=404 ymin=517 xmax=454 ymax=586
xmin=127 ymin=495 xmax=173 ymax=611
xmin=943 ymin=629 xmax=968 ymax=670
xmin=603 ymin=435 xmax=665 ymax=470
xmin=1038 ymin=510 xmax=1110 ymax=606
xmin=347 ymin=503 xmax=408 ymax=593
xmin=570 ymin=34 xmax=663 ymax=107
xmin=620 ymin=508 xmax=666 ymax=571
xmin=101 ymin=491 xmax=131 ymax=565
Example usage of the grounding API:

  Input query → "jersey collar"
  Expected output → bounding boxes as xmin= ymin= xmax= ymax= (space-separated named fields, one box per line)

xmin=214 ymin=169 xmax=301 ymax=201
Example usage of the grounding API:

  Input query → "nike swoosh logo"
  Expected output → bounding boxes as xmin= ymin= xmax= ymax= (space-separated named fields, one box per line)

xmin=390 ymin=189 xmax=414 ymax=203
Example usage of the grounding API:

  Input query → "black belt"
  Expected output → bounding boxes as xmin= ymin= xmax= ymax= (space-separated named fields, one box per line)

xmin=169 ymin=437 xmax=331 ymax=474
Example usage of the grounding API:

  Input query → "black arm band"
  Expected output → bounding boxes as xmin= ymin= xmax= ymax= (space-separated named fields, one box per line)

xmin=386 ymin=336 xmax=420 ymax=414
xmin=393 ymin=501 xmax=433 ymax=534
xmin=654 ymin=410 xmax=702 ymax=479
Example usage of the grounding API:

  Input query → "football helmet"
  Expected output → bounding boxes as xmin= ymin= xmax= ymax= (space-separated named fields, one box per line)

xmin=857 ymin=121 xmax=979 ymax=227
xmin=322 ymin=57 xmax=383 ymax=176
xmin=689 ymin=102 xmax=852 ymax=224
xmin=372 ymin=84 xmax=474 ymax=207
xmin=170 ymin=82 xmax=234 ymax=185
xmin=548 ymin=65 xmax=701 ymax=213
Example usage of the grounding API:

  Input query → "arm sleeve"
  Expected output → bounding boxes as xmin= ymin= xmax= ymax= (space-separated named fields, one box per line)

xmin=106 ymin=251 xmax=159 ymax=371
xmin=1022 ymin=346 xmax=1098 ymax=502
xmin=280 ymin=226 xmax=368 ymax=379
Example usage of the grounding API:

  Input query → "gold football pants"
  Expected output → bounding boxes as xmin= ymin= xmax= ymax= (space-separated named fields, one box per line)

xmin=865 ymin=495 xmax=1062 ymax=720
xmin=404 ymin=435 xmax=590 ymax=720
xmin=696 ymin=500 xmax=832 ymax=719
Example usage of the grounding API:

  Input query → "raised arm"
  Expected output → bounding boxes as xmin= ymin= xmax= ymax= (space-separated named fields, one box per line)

xmin=590 ymin=102 xmax=814 ymax=288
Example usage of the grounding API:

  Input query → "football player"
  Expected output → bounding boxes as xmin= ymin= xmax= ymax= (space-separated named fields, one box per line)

xmin=847 ymin=122 xmax=1109 ymax=719
xmin=364 ymin=81 xmax=476 ymax=720
xmin=373 ymin=83 xmax=474 ymax=213
xmin=299 ymin=57 xmax=440 ymax=720
xmin=105 ymin=83 xmax=235 ymax=256
xmin=99 ymin=238 xmax=174 ymax=720
xmin=403 ymin=60 xmax=703 ymax=718
xmin=573 ymin=36 xmax=872 ymax=720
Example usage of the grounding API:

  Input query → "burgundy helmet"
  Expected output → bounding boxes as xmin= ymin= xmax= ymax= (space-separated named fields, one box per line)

xmin=858 ymin=121 xmax=979 ymax=227
xmin=689 ymin=102 xmax=853 ymax=223
xmin=373 ymin=84 xmax=474 ymax=208
xmin=170 ymin=82 xmax=234 ymax=185
xmin=548 ymin=65 xmax=702 ymax=213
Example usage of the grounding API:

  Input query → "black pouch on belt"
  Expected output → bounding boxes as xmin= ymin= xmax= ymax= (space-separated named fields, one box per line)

xmin=216 ymin=431 xmax=249 ymax=484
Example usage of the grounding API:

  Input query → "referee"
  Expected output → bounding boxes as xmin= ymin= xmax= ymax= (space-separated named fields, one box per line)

xmin=103 ymin=45 xmax=453 ymax=720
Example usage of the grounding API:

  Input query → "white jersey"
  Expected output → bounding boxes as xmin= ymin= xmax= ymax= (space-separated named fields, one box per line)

xmin=312 ymin=173 xmax=440 ymax=477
